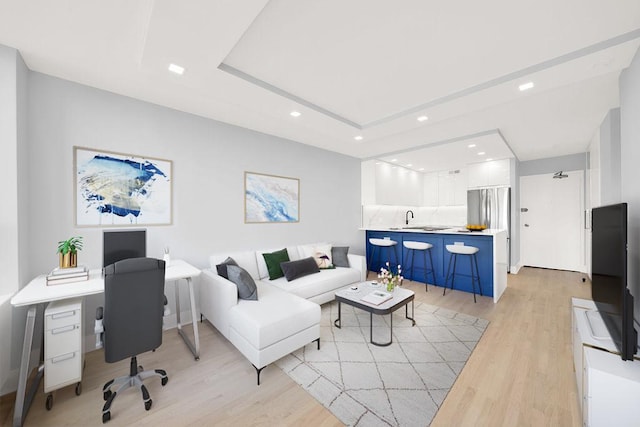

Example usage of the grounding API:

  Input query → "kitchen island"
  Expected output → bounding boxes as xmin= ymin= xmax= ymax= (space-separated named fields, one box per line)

xmin=364 ymin=227 xmax=508 ymax=302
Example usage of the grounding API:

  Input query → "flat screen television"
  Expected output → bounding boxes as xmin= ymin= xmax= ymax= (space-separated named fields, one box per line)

xmin=103 ymin=229 xmax=146 ymax=267
xmin=591 ymin=203 xmax=637 ymax=360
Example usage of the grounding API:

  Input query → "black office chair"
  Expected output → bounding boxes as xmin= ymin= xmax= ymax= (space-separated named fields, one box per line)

xmin=96 ymin=257 xmax=168 ymax=423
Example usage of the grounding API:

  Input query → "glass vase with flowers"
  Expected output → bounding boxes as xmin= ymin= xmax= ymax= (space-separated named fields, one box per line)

xmin=378 ymin=262 xmax=403 ymax=292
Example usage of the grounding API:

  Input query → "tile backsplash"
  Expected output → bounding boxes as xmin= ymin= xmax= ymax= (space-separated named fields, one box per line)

xmin=362 ymin=205 xmax=467 ymax=228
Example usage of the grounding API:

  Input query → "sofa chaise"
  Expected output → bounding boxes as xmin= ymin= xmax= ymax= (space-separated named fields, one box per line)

xmin=199 ymin=243 xmax=366 ymax=384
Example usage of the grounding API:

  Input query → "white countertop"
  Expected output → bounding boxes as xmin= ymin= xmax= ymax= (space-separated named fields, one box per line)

xmin=360 ymin=227 xmax=505 ymax=236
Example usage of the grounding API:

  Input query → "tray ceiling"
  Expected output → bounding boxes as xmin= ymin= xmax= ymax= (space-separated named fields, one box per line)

xmin=1 ymin=0 xmax=639 ymax=166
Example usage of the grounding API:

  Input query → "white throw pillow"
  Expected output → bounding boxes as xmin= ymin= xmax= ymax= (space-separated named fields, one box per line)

xmin=312 ymin=244 xmax=333 ymax=269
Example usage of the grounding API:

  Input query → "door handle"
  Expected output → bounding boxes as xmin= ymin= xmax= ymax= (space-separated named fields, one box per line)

xmin=524 ymin=224 xmax=530 ymax=227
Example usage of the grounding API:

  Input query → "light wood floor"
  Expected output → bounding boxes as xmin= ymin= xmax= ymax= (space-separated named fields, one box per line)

xmin=1 ymin=267 xmax=591 ymax=426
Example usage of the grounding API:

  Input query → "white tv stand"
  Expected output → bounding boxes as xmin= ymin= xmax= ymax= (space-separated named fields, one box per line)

xmin=571 ymin=298 xmax=640 ymax=426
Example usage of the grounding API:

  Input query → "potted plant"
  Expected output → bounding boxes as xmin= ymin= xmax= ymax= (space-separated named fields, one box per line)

xmin=57 ymin=236 xmax=83 ymax=269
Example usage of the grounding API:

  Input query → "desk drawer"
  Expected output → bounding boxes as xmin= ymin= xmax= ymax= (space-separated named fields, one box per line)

xmin=46 ymin=307 xmax=81 ymax=330
xmin=45 ymin=324 xmax=81 ymax=359
xmin=44 ymin=351 xmax=82 ymax=392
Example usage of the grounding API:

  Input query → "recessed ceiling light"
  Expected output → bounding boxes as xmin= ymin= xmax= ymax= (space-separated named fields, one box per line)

xmin=477 ymin=152 xmax=486 ymax=155
xmin=419 ymin=168 xmax=425 ymax=171
xmin=486 ymin=158 xmax=493 ymax=161
xmin=417 ymin=115 xmax=428 ymax=122
xmin=391 ymin=159 xmax=398 ymax=162
xmin=519 ymin=81 xmax=534 ymax=91
xmin=168 ymin=63 xmax=185 ymax=75
xmin=354 ymin=135 xmax=363 ymax=141
xmin=406 ymin=164 xmax=412 ymax=167
xmin=468 ymin=144 xmax=476 ymax=148
xmin=290 ymin=111 xmax=301 ymax=117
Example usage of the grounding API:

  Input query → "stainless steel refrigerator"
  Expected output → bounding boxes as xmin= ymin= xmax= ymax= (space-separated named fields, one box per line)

xmin=467 ymin=187 xmax=511 ymax=271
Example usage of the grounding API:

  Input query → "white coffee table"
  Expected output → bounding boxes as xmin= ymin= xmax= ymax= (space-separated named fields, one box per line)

xmin=334 ymin=282 xmax=415 ymax=346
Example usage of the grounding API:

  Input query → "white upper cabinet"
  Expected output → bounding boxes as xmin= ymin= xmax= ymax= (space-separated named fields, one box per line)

xmin=468 ymin=159 xmax=511 ymax=188
xmin=373 ymin=162 xmax=422 ymax=206
xmin=422 ymin=172 xmax=439 ymax=207
xmin=361 ymin=160 xmax=468 ymax=207
xmin=437 ymin=168 xmax=467 ymax=206
xmin=361 ymin=160 xmax=376 ymax=205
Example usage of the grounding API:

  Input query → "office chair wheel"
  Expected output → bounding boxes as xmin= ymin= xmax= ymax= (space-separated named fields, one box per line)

xmin=45 ymin=393 xmax=53 ymax=410
xmin=161 ymin=376 xmax=168 ymax=386
xmin=75 ymin=382 xmax=82 ymax=396
xmin=103 ymin=390 xmax=112 ymax=401
xmin=102 ymin=411 xmax=110 ymax=423
xmin=145 ymin=399 xmax=152 ymax=411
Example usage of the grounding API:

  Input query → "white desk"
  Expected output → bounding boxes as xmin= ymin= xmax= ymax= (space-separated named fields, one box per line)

xmin=10 ymin=259 xmax=200 ymax=427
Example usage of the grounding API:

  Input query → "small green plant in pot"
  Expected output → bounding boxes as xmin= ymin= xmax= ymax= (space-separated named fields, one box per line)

xmin=57 ymin=236 xmax=83 ymax=268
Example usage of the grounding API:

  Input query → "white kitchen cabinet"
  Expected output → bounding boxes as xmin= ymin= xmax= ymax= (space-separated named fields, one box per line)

xmin=468 ymin=159 xmax=510 ymax=188
xmin=453 ymin=168 xmax=467 ymax=205
xmin=571 ymin=298 xmax=640 ymax=426
xmin=437 ymin=168 xmax=466 ymax=206
xmin=374 ymin=162 xmax=422 ymax=206
xmin=422 ymin=172 xmax=439 ymax=207
xmin=45 ymin=298 xmax=83 ymax=408
xmin=437 ymin=171 xmax=454 ymax=206
xmin=361 ymin=160 xmax=376 ymax=205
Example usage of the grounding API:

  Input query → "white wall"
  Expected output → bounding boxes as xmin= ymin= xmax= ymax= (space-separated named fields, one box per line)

xmin=620 ymin=47 xmax=640 ymax=326
xmin=0 ymin=45 xmax=30 ymax=396
xmin=598 ymin=108 xmax=621 ymax=205
xmin=0 ymin=45 xmax=19 ymax=296
xmin=510 ymin=158 xmax=520 ymax=271
xmin=589 ymin=131 xmax=601 ymax=209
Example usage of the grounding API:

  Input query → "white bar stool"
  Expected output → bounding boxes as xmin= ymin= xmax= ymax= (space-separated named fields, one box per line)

xmin=443 ymin=244 xmax=483 ymax=303
xmin=367 ymin=238 xmax=399 ymax=277
xmin=402 ymin=241 xmax=435 ymax=291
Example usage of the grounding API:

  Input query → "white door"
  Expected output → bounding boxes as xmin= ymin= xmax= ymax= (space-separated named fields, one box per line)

xmin=520 ymin=170 xmax=585 ymax=272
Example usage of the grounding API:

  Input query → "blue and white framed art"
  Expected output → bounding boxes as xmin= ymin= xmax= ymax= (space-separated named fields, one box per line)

xmin=74 ymin=146 xmax=172 ymax=226
xmin=245 ymin=171 xmax=299 ymax=223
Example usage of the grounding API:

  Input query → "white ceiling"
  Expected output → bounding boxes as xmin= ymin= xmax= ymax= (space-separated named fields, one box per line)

xmin=1 ymin=0 xmax=639 ymax=169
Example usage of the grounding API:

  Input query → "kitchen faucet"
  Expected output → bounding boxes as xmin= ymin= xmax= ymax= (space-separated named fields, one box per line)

xmin=405 ymin=210 xmax=414 ymax=225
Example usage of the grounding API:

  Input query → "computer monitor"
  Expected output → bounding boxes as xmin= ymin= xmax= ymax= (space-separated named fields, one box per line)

xmin=103 ymin=229 xmax=146 ymax=267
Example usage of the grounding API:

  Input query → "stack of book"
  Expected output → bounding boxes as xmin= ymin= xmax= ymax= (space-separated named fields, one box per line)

xmin=46 ymin=265 xmax=89 ymax=286
xmin=361 ymin=290 xmax=393 ymax=305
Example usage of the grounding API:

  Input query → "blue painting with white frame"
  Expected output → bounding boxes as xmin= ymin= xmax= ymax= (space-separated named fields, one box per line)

xmin=245 ymin=172 xmax=299 ymax=223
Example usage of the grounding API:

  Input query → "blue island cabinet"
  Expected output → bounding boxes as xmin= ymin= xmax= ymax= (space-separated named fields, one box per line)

xmin=365 ymin=231 xmax=494 ymax=298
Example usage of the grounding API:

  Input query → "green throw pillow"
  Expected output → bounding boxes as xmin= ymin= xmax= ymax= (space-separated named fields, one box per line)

xmin=262 ymin=248 xmax=290 ymax=280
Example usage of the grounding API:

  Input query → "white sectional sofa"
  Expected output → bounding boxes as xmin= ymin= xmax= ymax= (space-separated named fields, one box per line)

xmin=200 ymin=244 xmax=366 ymax=384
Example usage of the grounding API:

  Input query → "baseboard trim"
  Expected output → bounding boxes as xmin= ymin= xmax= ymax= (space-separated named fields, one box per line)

xmin=510 ymin=263 xmax=523 ymax=274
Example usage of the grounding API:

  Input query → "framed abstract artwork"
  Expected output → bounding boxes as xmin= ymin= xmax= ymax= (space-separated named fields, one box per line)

xmin=74 ymin=147 xmax=172 ymax=226
xmin=245 ymin=172 xmax=299 ymax=223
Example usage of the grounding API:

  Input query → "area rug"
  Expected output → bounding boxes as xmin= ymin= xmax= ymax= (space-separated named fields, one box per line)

xmin=275 ymin=299 xmax=489 ymax=427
